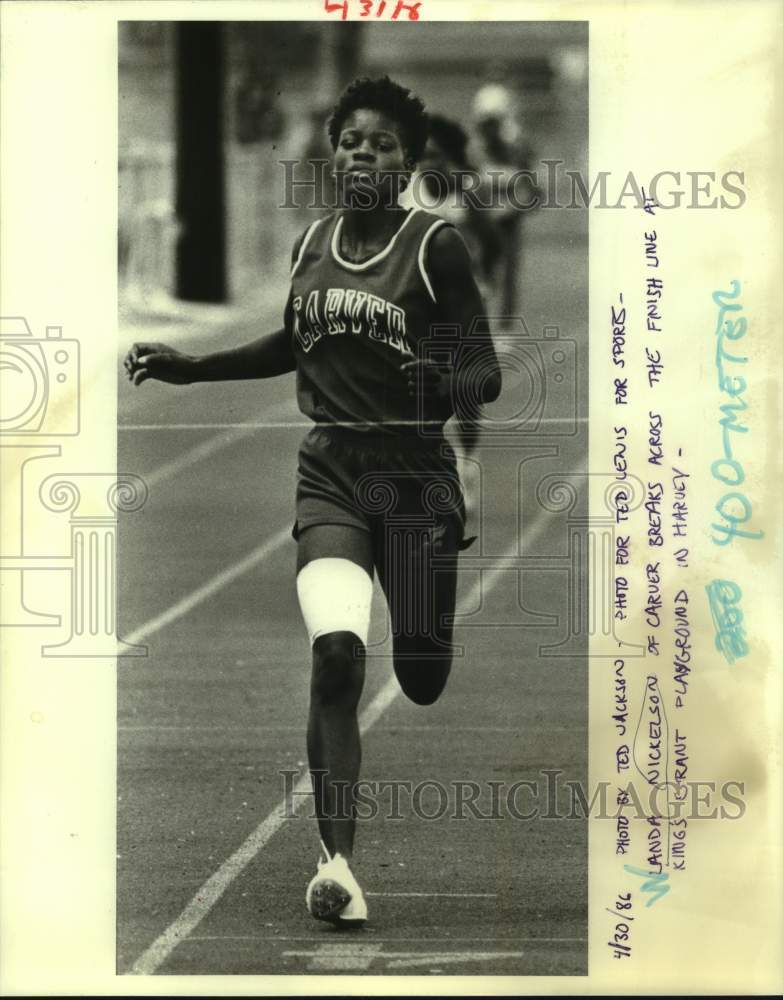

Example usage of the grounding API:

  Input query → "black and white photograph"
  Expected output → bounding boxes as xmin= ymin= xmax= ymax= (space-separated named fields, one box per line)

xmin=2 ymin=1 xmax=780 ymax=995
xmin=118 ymin=18 xmax=589 ymax=976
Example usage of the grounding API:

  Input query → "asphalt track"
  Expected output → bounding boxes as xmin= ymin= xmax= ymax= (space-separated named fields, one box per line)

xmin=117 ymin=229 xmax=588 ymax=977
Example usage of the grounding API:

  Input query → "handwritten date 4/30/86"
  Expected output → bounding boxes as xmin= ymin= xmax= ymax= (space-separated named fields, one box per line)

xmin=607 ymin=891 xmax=634 ymax=959
xmin=605 ymin=872 xmax=672 ymax=961
xmin=324 ymin=0 xmax=421 ymax=19
xmin=607 ymin=870 xmax=672 ymax=958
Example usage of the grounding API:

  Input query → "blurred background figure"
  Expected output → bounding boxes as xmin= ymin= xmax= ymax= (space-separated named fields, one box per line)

xmin=295 ymin=103 xmax=338 ymax=220
xmin=470 ymin=76 xmax=539 ymax=315
xmin=411 ymin=113 xmax=502 ymax=302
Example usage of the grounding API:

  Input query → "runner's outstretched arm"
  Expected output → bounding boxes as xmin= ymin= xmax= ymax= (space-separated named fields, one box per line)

xmin=124 ymin=232 xmax=308 ymax=387
xmin=124 ymin=317 xmax=295 ymax=387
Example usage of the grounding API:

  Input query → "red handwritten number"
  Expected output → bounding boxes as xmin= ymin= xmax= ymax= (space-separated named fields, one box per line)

xmin=325 ymin=0 xmax=420 ymax=21
xmin=325 ymin=0 xmax=349 ymax=18
xmin=391 ymin=0 xmax=421 ymax=18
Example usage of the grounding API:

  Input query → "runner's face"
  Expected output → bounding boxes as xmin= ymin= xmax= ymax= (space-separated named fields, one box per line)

xmin=334 ymin=109 xmax=410 ymax=205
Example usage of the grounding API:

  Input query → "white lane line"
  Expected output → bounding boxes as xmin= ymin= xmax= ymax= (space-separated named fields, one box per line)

xmin=130 ymin=739 xmax=356 ymax=973
xmin=186 ymin=935 xmax=587 ymax=943
xmin=129 ymin=540 xmax=523 ymax=976
xmin=120 ymin=416 xmax=588 ymax=431
xmin=118 ymin=724 xmax=527 ymax=734
xmin=135 ymin=398 xmax=300 ymax=490
xmin=282 ymin=943 xmax=528 ymax=971
xmin=118 ymin=724 xmax=307 ymax=733
xmin=386 ymin=951 xmax=524 ymax=969
xmin=123 ymin=525 xmax=292 ymax=647
xmin=121 ymin=422 xmax=310 ymax=431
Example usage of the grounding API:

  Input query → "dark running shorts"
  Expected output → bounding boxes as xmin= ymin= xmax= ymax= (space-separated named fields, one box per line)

xmin=292 ymin=424 xmax=473 ymax=555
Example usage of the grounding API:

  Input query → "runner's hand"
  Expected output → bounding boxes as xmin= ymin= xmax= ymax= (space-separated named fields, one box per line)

xmin=124 ymin=342 xmax=197 ymax=386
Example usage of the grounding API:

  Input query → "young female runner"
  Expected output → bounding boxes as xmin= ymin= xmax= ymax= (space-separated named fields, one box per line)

xmin=125 ymin=76 xmax=501 ymax=926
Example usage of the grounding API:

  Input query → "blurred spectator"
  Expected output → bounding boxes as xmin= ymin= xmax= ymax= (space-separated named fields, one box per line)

xmin=410 ymin=113 xmax=502 ymax=301
xmin=296 ymin=104 xmax=337 ymax=218
xmin=235 ymin=68 xmax=285 ymax=144
xmin=471 ymin=81 xmax=539 ymax=314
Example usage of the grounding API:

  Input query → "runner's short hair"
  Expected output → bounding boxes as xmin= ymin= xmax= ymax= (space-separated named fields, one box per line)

xmin=327 ymin=76 xmax=430 ymax=165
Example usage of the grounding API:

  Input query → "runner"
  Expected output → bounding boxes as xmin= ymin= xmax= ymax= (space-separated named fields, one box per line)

xmin=124 ymin=75 xmax=502 ymax=927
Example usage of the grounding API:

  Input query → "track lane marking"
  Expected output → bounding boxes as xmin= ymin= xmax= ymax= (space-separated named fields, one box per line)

xmin=121 ymin=416 xmax=588 ymax=431
xmin=118 ymin=724 xmax=535 ymax=733
xmin=130 ymin=398 xmax=300 ymax=490
xmin=123 ymin=525 xmax=292 ymax=647
xmin=185 ymin=935 xmax=587 ymax=942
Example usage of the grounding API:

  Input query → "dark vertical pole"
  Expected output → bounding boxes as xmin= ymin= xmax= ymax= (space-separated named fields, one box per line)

xmin=175 ymin=22 xmax=227 ymax=302
xmin=334 ymin=22 xmax=363 ymax=91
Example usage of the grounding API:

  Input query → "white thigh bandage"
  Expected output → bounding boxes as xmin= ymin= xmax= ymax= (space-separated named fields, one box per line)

xmin=296 ymin=558 xmax=373 ymax=647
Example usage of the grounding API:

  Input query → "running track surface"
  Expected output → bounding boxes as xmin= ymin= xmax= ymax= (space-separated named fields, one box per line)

xmin=117 ymin=225 xmax=589 ymax=977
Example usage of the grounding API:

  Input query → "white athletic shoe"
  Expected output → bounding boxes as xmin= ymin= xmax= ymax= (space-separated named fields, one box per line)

xmin=305 ymin=842 xmax=368 ymax=925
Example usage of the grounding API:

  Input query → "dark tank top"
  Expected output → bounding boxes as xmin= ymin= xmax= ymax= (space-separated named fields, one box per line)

xmin=287 ymin=207 xmax=454 ymax=436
